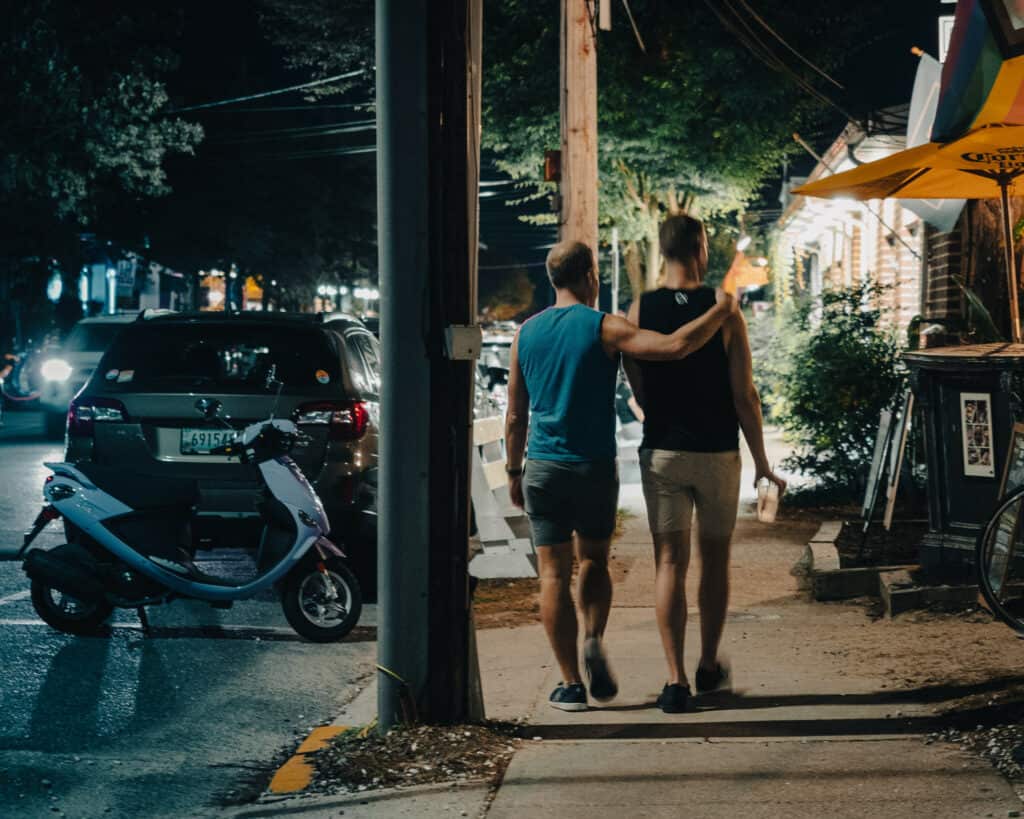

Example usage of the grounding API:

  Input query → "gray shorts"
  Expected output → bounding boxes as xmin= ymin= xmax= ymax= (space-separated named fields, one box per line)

xmin=523 ymin=459 xmax=619 ymax=545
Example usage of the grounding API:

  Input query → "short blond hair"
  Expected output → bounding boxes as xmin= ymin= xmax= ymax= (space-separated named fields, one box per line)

xmin=545 ymin=241 xmax=593 ymax=289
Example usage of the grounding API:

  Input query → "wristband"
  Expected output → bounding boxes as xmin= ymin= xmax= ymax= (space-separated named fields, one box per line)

xmin=505 ymin=466 xmax=523 ymax=478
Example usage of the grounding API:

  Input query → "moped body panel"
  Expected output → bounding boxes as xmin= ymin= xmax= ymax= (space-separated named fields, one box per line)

xmin=36 ymin=451 xmax=328 ymax=602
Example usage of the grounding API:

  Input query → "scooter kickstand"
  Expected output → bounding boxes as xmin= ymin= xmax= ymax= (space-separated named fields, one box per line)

xmin=137 ymin=606 xmax=152 ymax=636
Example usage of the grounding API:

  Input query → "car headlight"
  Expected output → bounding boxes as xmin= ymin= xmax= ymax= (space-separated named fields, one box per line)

xmin=41 ymin=358 xmax=73 ymax=382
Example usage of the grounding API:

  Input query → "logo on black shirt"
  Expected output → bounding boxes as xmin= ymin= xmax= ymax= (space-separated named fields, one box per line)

xmin=675 ymin=292 xmax=689 ymax=306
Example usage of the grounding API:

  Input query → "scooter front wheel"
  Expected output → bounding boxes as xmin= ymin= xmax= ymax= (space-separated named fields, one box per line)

xmin=30 ymin=580 xmax=113 ymax=636
xmin=281 ymin=557 xmax=362 ymax=642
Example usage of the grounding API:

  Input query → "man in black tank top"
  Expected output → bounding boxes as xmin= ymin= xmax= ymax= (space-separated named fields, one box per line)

xmin=623 ymin=214 xmax=787 ymax=714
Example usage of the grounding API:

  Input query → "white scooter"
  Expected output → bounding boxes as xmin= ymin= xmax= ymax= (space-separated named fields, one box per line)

xmin=19 ymin=393 xmax=362 ymax=642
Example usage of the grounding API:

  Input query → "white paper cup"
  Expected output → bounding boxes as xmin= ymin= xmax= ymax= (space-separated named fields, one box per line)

xmin=757 ymin=478 xmax=779 ymax=524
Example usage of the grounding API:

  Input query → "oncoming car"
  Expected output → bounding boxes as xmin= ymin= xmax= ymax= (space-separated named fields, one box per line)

xmin=39 ymin=314 xmax=136 ymax=437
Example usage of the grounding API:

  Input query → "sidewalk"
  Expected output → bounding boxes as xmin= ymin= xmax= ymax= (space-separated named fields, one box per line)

xmin=233 ymin=486 xmax=1024 ymax=818
xmin=480 ymin=509 xmax=1022 ymax=818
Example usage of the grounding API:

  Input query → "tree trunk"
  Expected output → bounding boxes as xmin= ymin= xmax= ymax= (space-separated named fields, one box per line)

xmin=644 ymin=219 xmax=661 ymax=291
xmin=624 ymin=240 xmax=645 ymax=304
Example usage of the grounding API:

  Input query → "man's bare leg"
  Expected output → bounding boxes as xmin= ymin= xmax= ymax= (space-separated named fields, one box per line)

xmin=575 ymin=534 xmax=612 ymax=639
xmin=697 ymin=532 xmax=732 ymax=671
xmin=537 ymin=541 xmax=581 ymax=684
xmin=653 ymin=529 xmax=691 ymax=686
xmin=575 ymin=533 xmax=618 ymax=700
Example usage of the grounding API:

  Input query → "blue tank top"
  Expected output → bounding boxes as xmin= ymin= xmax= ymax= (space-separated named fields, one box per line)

xmin=517 ymin=304 xmax=618 ymax=462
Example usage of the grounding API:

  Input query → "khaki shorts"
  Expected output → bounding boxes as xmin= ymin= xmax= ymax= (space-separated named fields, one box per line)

xmin=639 ymin=449 xmax=741 ymax=538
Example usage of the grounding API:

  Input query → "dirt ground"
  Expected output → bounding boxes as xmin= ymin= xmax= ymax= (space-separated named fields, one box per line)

xmin=474 ymin=506 xmax=1024 ymax=717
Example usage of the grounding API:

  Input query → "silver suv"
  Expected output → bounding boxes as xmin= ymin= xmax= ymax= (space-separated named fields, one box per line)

xmin=64 ymin=311 xmax=380 ymax=591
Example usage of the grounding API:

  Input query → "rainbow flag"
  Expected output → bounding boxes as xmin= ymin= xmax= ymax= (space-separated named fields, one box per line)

xmin=932 ymin=0 xmax=1005 ymax=141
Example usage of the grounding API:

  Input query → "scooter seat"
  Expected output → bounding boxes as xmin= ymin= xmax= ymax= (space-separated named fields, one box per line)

xmin=76 ymin=464 xmax=199 ymax=511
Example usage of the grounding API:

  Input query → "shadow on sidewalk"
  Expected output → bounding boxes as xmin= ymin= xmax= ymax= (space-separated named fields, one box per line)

xmin=530 ymin=704 xmax=1017 ymax=740
xmin=591 ymin=674 xmax=1024 ymax=716
xmin=686 ymin=674 xmax=1024 ymax=709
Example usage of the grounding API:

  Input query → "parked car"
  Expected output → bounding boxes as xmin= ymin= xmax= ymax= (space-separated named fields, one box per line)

xmin=64 ymin=311 xmax=380 ymax=593
xmin=39 ymin=314 xmax=136 ymax=437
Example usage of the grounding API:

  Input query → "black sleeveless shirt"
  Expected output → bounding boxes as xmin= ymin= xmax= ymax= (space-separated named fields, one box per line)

xmin=637 ymin=286 xmax=739 ymax=452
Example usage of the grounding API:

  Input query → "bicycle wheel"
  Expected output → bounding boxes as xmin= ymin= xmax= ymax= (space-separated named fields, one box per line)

xmin=976 ymin=486 xmax=1024 ymax=632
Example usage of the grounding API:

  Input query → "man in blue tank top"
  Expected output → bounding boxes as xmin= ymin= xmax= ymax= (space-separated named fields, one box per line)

xmin=504 ymin=240 xmax=736 ymax=712
xmin=624 ymin=214 xmax=786 ymax=713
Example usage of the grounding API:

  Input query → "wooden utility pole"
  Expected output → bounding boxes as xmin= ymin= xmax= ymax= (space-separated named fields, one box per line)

xmin=424 ymin=0 xmax=480 ymax=724
xmin=560 ymin=0 xmax=599 ymax=262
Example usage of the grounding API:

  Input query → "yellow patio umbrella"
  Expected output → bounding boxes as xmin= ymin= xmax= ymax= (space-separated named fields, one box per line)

xmin=794 ymin=123 xmax=1024 ymax=341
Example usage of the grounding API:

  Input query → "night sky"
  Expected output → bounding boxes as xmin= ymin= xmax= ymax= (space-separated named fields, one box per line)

xmin=110 ymin=1 xmax=954 ymax=286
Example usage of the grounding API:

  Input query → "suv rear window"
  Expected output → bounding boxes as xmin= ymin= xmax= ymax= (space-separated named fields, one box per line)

xmin=64 ymin=322 xmax=129 ymax=353
xmin=98 ymin=322 xmax=341 ymax=393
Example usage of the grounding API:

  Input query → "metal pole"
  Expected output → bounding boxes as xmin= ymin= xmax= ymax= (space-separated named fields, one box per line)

xmin=376 ymin=0 xmax=431 ymax=732
xmin=611 ymin=226 xmax=620 ymax=315
xmin=999 ymin=176 xmax=1022 ymax=344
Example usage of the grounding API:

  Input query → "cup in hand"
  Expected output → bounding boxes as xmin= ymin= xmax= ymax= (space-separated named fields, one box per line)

xmin=757 ymin=477 xmax=779 ymax=524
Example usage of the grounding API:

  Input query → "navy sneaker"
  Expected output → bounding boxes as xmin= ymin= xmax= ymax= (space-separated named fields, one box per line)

xmin=549 ymin=682 xmax=588 ymax=712
xmin=583 ymin=638 xmax=618 ymax=702
xmin=695 ymin=660 xmax=731 ymax=694
xmin=656 ymin=683 xmax=691 ymax=713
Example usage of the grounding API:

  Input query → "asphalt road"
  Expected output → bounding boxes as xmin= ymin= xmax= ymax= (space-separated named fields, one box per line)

xmin=0 ymin=412 xmax=376 ymax=819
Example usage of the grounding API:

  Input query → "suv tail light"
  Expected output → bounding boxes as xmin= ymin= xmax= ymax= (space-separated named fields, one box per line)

xmin=67 ymin=396 xmax=128 ymax=436
xmin=295 ymin=400 xmax=369 ymax=441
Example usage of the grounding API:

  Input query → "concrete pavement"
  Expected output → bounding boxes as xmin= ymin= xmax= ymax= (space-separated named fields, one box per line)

xmin=251 ymin=472 xmax=1023 ymax=818
xmin=478 ymin=507 xmax=1022 ymax=817
xmin=0 ymin=419 xmax=380 ymax=819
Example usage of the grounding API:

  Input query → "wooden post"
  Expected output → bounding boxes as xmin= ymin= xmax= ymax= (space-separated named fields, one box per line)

xmin=376 ymin=0 xmax=479 ymax=729
xmin=560 ymin=0 xmax=599 ymax=271
xmin=425 ymin=0 xmax=478 ymax=723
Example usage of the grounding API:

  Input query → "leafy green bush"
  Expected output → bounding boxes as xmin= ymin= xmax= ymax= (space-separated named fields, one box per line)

xmin=748 ymin=300 xmax=803 ymax=425
xmin=772 ymin=284 xmax=906 ymax=499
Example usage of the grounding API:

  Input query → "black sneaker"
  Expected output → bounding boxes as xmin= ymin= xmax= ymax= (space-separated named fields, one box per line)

xmin=656 ymin=683 xmax=691 ymax=713
xmin=549 ymin=682 xmax=588 ymax=712
xmin=583 ymin=638 xmax=618 ymax=702
xmin=695 ymin=661 xmax=731 ymax=694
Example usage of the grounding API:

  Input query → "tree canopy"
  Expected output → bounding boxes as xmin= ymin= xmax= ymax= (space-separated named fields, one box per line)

xmin=0 ymin=0 xmax=203 ymax=248
xmin=483 ymin=0 xmax=886 ymax=294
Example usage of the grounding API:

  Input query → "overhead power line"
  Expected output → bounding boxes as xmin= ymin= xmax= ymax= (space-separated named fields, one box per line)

xmin=211 ymin=120 xmax=377 ymax=145
xmin=254 ymin=145 xmax=377 ymax=161
xmin=703 ymin=0 xmax=859 ymax=126
xmin=732 ymin=0 xmax=844 ymax=90
xmin=168 ymin=69 xmax=367 ymax=114
xmin=195 ymin=103 xmax=375 ymax=114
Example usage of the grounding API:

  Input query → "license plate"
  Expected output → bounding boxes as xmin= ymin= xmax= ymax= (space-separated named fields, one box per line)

xmin=180 ymin=427 xmax=236 ymax=455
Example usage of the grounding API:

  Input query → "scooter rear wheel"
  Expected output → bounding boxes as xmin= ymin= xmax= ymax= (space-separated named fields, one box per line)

xmin=30 ymin=579 xmax=113 ymax=636
xmin=281 ymin=557 xmax=362 ymax=642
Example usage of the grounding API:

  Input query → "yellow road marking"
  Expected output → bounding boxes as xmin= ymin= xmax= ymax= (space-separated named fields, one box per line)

xmin=268 ymin=725 xmax=348 ymax=794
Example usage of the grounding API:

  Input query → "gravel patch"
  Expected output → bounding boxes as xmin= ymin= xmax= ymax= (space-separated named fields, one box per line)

xmin=310 ymin=721 xmax=525 ymax=795
xmin=931 ymin=723 xmax=1024 ymax=785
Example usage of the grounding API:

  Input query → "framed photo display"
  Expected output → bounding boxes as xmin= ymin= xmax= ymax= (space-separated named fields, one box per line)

xmin=1000 ymin=423 xmax=1024 ymax=497
xmin=961 ymin=392 xmax=996 ymax=478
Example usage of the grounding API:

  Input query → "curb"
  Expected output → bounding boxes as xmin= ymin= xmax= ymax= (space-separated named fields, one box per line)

xmin=265 ymin=682 xmax=378 ymax=797
xmin=228 ymin=780 xmax=493 ymax=819
xmin=267 ymin=725 xmax=351 ymax=795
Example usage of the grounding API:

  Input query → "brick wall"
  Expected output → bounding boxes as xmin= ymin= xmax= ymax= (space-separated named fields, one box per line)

xmin=923 ymin=223 xmax=963 ymax=320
